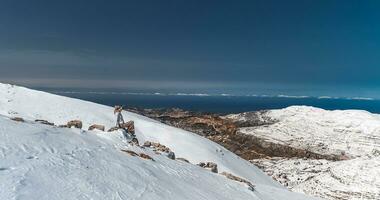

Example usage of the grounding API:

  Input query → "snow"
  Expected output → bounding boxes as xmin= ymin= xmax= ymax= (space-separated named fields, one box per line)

xmin=239 ymin=106 xmax=380 ymax=157
xmin=252 ymin=155 xmax=380 ymax=200
xmin=229 ymin=105 xmax=380 ymax=199
xmin=0 ymin=83 xmax=314 ymax=200
xmin=0 ymin=116 xmax=254 ymax=200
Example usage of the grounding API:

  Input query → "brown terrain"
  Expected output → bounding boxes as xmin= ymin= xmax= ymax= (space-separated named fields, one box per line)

xmin=127 ymin=107 xmax=339 ymax=161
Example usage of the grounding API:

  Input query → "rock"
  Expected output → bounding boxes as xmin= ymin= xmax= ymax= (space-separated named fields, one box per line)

xmin=88 ymin=124 xmax=105 ymax=131
xmin=221 ymin=172 xmax=255 ymax=191
xmin=176 ymin=158 xmax=190 ymax=163
xmin=197 ymin=162 xmax=206 ymax=167
xmin=35 ymin=119 xmax=54 ymax=126
xmin=121 ymin=150 xmax=154 ymax=161
xmin=58 ymin=125 xmax=68 ymax=128
xmin=128 ymin=138 xmax=140 ymax=146
xmin=148 ymin=142 xmax=171 ymax=153
xmin=67 ymin=120 xmax=83 ymax=129
xmin=139 ymin=153 xmax=154 ymax=161
xmin=152 ymin=142 xmax=160 ymax=148
xmin=143 ymin=141 xmax=152 ymax=147
xmin=129 ymin=108 xmax=338 ymax=161
xmin=11 ymin=117 xmax=24 ymax=122
xmin=167 ymin=151 xmax=175 ymax=160
xmin=107 ymin=126 xmax=119 ymax=132
xmin=198 ymin=162 xmax=218 ymax=173
xmin=206 ymin=162 xmax=218 ymax=173
xmin=120 ymin=121 xmax=135 ymax=134
xmin=121 ymin=149 xmax=138 ymax=157
xmin=157 ymin=146 xmax=170 ymax=153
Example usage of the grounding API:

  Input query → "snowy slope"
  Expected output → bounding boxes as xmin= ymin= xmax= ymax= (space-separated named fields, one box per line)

xmin=236 ymin=106 xmax=380 ymax=158
xmin=252 ymin=156 xmax=380 ymax=200
xmin=0 ymin=116 xmax=253 ymax=200
xmin=227 ymin=106 xmax=380 ymax=199
xmin=0 ymin=83 xmax=314 ymax=200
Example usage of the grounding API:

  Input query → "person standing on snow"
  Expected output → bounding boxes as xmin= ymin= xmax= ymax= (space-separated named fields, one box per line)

xmin=114 ymin=105 xmax=125 ymax=128
xmin=114 ymin=105 xmax=138 ymax=145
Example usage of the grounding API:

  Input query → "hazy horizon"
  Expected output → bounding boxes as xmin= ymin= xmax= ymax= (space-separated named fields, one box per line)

xmin=1 ymin=0 xmax=380 ymax=98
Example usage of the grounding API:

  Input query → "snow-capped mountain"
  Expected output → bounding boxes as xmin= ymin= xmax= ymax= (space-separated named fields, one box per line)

xmin=227 ymin=106 xmax=380 ymax=199
xmin=229 ymin=106 xmax=380 ymax=158
xmin=0 ymin=83 xmax=314 ymax=200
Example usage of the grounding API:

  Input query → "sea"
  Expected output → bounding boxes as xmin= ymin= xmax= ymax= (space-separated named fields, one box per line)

xmin=38 ymin=88 xmax=380 ymax=114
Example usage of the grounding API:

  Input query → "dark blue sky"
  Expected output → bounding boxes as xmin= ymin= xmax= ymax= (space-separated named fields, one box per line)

xmin=0 ymin=0 xmax=379 ymax=97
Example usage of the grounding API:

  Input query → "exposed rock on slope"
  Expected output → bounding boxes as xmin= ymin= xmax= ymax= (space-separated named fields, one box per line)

xmin=0 ymin=83 xmax=313 ymax=200
xmin=128 ymin=107 xmax=339 ymax=160
xmin=0 ymin=115 xmax=258 ymax=200
xmin=129 ymin=106 xmax=380 ymax=200
xmin=230 ymin=106 xmax=380 ymax=158
xmin=233 ymin=106 xmax=380 ymax=199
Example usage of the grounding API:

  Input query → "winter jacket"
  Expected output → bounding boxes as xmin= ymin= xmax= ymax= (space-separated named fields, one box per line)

xmin=116 ymin=112 xmax=125 ymax=127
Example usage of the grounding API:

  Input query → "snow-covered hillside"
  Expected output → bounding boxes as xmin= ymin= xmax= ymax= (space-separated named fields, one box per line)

xmin=0 ymin=83 xmax=314 ymax=200
xmin=227 ymin=106 xmax=380 ymax=199
xmin=251 ymin=156 xmax=380 ymax=200
xmin=236 ymin=106 xmax=380 ymax=158
xmin=0 ymin=116 xmax=256 ymax=200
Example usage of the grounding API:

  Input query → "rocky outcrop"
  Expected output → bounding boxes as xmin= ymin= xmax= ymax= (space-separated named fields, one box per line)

xmin=210 ymin=131 xmax=342 ymax=160
xmin=127 ymin=107 xmax=228 ymax=137
xmin=35 ymin=119 xmax=54 ymax=126
xmin=88 ymin=124 xmax=105 ymax=131
xmin=107 ymin=126 xmax=119 ymax=132
xmin=143 ymin=141 xmax=151 ymax=147
xmin=127 ymin=107 xmax=192 ymax=119
xmin=220 ymin=172 xmax=255 ymax=191
xmin=143 ymin=141 xmax=174 ymax=159
xmin=67 ymin=120 xmax=83 ymax=129
xmin=121 ymin=149 xmax=154 ymax=161
xmin=139 ymin=153 xmax=154 ymax=161
xmin=121 ymin=149 xmax=138 ymax=156
xmin=107 ymin=121 xmax=135 ymax=133
xmin=128 ymin=108 xmax=339 ymax=161
xmin=198 ymin=162 xmax=218 ymax=173
xmin=143 ymin=141 xmax=171 ymax=153
xmin=119 ymin=121 xmax=135 ymax=134
xmin=11 ymin=117 xmax=24 ymax=122
xmin=167 ymin=151 xmax=175 ymax=160
xmin=128 ymin=107 xmax=380 ymax=199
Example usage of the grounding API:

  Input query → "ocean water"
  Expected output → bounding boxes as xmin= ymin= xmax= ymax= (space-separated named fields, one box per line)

xmin=43 ymin=90 xmax=380 ymax=114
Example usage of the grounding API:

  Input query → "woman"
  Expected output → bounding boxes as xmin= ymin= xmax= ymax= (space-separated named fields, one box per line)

xmin=114 ymin=105 xmax=125 ymax=127
xmin=114 ymin=106 xmax=138 ymax=145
